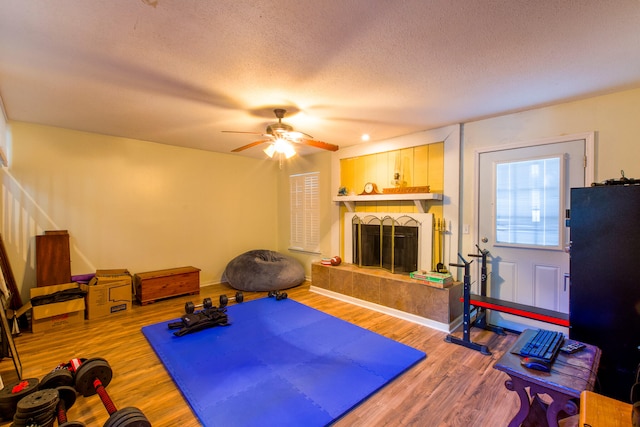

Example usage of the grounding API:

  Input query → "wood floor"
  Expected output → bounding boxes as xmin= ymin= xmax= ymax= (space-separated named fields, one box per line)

xmin=0 ymin=281 xmax=523 ymax=426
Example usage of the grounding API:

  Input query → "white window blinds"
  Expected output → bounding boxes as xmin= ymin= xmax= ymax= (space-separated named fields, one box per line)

xmin=289 ymin=172 xmax=320 ymax=253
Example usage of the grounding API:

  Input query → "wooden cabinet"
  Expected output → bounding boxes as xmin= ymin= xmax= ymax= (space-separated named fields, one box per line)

xmin=570 ymin=186 xmax=640 ymax=400
xmin=36 ymin=230 xmax=71 ymax=287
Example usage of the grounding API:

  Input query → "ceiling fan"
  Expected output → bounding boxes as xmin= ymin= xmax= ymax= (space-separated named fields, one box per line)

xmin=224 ymin=109 xmax=339 ymax=162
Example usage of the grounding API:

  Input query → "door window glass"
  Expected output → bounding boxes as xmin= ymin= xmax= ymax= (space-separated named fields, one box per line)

xmin=495 ymin=156 xmax=562 ymax=248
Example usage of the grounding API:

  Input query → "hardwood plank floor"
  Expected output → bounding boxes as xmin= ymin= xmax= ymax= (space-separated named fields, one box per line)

xmin=0 ymin=282 xmax=522 ymax=426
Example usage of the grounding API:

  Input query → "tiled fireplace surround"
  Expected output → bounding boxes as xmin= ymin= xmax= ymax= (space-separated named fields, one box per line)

xmin=314 ymin=138 xmax=460 ymax=331
xmin=311 ymin=263 xmax=463 ymax=332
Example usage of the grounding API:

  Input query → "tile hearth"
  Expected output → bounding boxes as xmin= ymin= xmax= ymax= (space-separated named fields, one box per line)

xmin=311 ymin=263 xmax=462 ymax=328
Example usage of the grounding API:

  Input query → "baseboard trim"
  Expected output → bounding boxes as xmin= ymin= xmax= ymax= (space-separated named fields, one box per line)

xmin=310 ymin=285 xmax=461 ymax=333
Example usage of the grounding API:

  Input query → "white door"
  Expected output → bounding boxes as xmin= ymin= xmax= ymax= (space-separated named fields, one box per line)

xmin=477 ymin=137 xmax=588 ymax=332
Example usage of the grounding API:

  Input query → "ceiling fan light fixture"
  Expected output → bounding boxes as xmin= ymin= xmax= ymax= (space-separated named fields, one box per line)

xmin=275 ymin=138 xmax=296 ymax=158
xmin=263 ymin=144 xmax=276 ymax=158
xmin=283 ymin=145 xmax=296 ymax=159
xmin=227 ymin=108 xmax=338 ymax=157
xmin=264 ymin=138 xmax=296 ymax=159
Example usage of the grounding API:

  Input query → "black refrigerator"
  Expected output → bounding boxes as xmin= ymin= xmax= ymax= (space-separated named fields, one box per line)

xmin=569 ymin=185 xmax=640 ymax=401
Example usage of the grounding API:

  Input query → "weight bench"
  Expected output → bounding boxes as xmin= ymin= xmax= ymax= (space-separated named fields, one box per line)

xmin=445 ymin=250 xmax=570 ymax=356
xmin=465 ymin=294 xmax=570 ymax=327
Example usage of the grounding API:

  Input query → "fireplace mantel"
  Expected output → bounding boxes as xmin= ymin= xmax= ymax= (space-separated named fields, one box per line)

xmin=332 ymin=192 xmax=442 ymax=213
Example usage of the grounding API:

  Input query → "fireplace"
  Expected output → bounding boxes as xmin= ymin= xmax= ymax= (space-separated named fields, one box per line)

xmin=344 ymin=212 xmax=434 ymax=274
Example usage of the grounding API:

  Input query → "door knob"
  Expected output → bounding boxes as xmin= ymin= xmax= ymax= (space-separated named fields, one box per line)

xmin=481 ymin=237 xmax=488 ymax=243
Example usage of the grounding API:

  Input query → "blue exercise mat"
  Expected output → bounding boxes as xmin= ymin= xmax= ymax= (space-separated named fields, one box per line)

xmin=142 ymin=297 xmax=426 ymax=427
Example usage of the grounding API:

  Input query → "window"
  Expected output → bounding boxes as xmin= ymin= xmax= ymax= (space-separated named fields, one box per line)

xmin=495 ymin=155 xmax=562 ymax=247
xmin=289 ymin=172 xmax=320 ymax=253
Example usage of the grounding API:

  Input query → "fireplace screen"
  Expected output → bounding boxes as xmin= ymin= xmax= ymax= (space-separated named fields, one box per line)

xmin=352 ymin=215 xmax=420 ymax=274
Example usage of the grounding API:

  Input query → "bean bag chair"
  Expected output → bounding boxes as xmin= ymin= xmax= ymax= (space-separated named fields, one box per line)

xmin=222 ymin=250 xmax=305 ymax=292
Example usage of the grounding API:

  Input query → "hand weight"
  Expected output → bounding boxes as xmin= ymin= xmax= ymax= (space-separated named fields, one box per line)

xmin=219 ymin=292 xmax=244 ymax=307
xmin=267 ymin=290 xmax=288 ymax=301
xmin=184 ymin=297 xmax=213 ymax=314
xmin=73 ymin=357 xmax=151 ymax=427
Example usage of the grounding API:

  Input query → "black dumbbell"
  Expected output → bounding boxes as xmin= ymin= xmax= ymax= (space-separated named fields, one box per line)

xmin=38 ymin=365 xmax=84 ymax=427
xmin=40 ymin=360 xmax=79 ymax=390
xmin=73 ymin=357 xmax=151 ymax=427
xmin=55 ymin=385 xmax=86 ymax=427
xmin=0 ymin=378 xmax=40 ymax=421
xmin=13 ymin=388 xmax=59 ymax=427
xmin=268 ymin=290 xmax=288 ymax=300
xmin=219 ymin=292 xmax=244 ymax=307
xmin=184 ymin=297 xmax=213 ymax=314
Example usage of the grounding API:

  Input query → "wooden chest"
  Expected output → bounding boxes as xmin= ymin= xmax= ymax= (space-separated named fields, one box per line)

xmin=134 ymin=266 xmax=200 ymax=305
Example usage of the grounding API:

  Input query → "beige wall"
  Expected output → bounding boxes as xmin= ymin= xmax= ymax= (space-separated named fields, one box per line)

xmin=0 ymin=104 xmax=6 ymax=163
xmin=277 ymin=151 xmax=333 ymax=277
xmin=461 ymin=87 xmax=640 ymax=251
xmin=2 ymin=87 xmax=639 ymax=302
xmin=2 ymin=122 xmax=280 ymax=301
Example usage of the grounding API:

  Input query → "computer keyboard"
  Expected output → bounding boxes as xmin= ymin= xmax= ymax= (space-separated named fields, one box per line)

xmin=518 ymin=329 xmax=564 ymax=363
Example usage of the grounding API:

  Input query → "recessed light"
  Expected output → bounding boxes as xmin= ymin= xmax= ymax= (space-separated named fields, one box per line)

xmin=361 ymin=134 xmax=370 ymax=142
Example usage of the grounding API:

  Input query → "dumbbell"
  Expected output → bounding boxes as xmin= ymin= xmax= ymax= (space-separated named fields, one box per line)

xmin=0 ymin=378 xmax=40 ymax=421
xmin=12 ymin=388 xmax=59 ymax=427
xmin=219 ymin=291 xmax=244 ymax=307
xmin=268 ymin=290 xmax=288 ymax=300
xmin=73 ymin=357 xmax=151 ymax=427
xmin=38 ymin=365 xmax=84 ymax=427
xmin=184 ymin=297 xmax=213 ymax=314
xmin=55 ymin=385 xmax=85 ymax=427
xmin=40 ymin=361 xmax=78 ymax=390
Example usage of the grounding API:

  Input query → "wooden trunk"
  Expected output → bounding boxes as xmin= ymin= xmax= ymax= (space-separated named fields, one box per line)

xmin=134 ymin=266 xmax=200 ymax=305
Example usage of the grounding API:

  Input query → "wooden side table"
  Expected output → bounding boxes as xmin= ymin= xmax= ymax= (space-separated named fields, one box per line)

xmin=494 ymin=329 xmax=601 ymax=427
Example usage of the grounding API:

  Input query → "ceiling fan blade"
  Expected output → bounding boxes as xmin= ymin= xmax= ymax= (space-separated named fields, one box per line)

xmin=231 ymin=139 xmax=272 ymax=152
xmin=297 ymin=138 xmax=339 ymax=152
xmin=222 ymin=130 xmax=265 ymax=135
xmin=284 ymin=130 xmax=312 ymax=140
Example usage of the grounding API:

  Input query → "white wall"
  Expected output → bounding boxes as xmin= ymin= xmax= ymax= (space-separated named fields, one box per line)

xmin=2 ymin=122 xmax=280 ymax=301
xmin=461 ymin=87 xmax=640 ymax=253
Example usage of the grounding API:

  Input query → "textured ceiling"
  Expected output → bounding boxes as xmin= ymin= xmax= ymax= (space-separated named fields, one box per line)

xmin=1 ymin=0 xmax=639 ymax=158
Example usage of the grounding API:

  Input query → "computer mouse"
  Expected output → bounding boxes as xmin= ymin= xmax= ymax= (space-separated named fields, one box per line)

xmin=520 ymin=357 xmax=551 ymax=372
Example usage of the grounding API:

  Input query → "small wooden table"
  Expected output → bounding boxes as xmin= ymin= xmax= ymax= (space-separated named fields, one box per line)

xmin=580 ymin=390 xmax=633 ymax=427
xmin=494 ymin=329 xmax=601 ymax=427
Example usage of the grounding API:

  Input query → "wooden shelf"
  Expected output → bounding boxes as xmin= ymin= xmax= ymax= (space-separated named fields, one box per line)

xmin=332 ymin=192 xmax=443 ymax=213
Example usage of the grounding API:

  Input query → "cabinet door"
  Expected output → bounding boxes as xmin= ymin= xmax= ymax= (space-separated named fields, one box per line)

xmin=36 ymin=231 xmax=71 ymax=286
xmin=569 ymin=185 xmax=640 ymax=401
